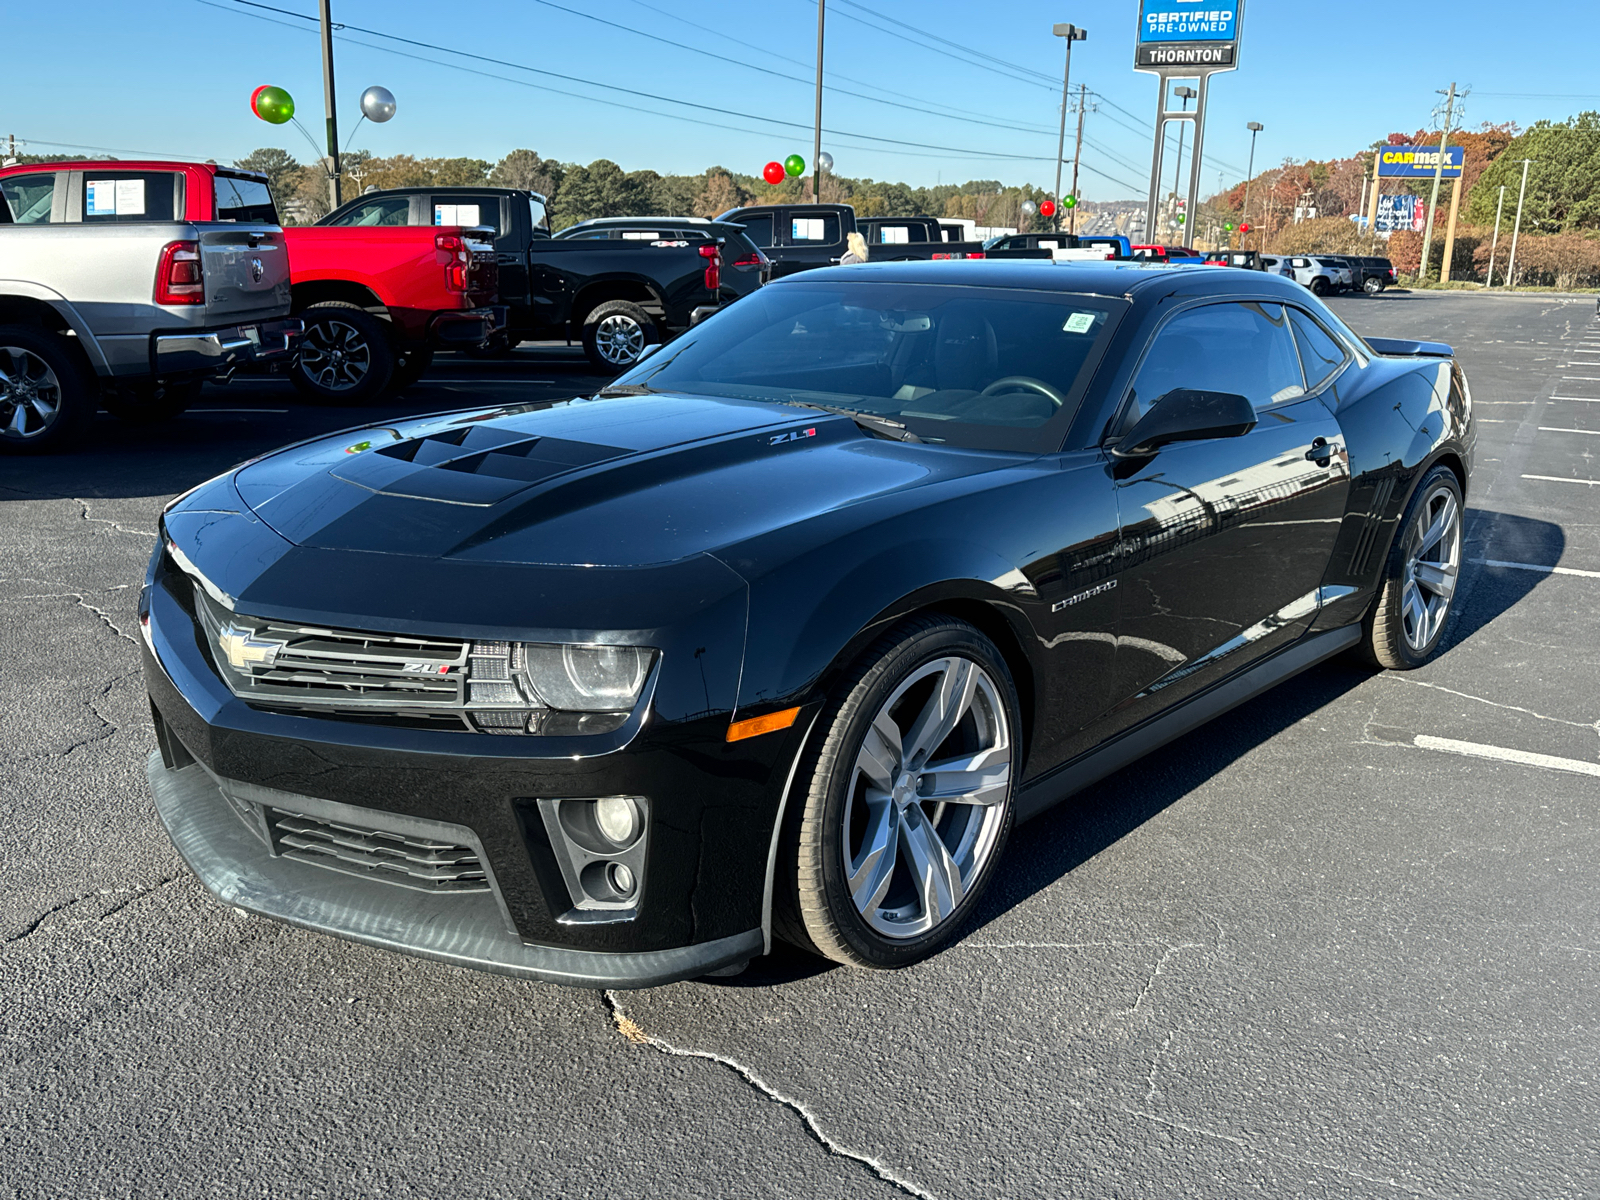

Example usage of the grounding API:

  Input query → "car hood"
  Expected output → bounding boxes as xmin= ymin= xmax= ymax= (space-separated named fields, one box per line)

xmin=232 ymin=393 xmax=1007 ymax=568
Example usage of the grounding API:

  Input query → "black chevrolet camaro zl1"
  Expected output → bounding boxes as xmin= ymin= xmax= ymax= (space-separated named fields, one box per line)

xmin=140 ymin=261 xmax=1474 ymax=987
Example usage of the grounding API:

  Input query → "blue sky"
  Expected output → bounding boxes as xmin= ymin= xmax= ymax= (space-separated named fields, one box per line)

xmin=6 ymin=0 xmax=1599 ymax=200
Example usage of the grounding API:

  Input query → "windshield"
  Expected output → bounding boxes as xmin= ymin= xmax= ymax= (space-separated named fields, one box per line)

xmin=611 ymin=281 xmax=1122 ymax=452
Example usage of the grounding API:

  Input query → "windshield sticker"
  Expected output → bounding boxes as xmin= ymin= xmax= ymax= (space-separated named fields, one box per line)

xmin=434 ymin=204 xmax=481 ymax=226
xmin=792 ymin=218 xmax=826 ymax=241
xmin=1063 ymin=312 xmax=1099 ymax=334
xmin=88 ymin=179 xmax=145 ymax=216
xmin=115 ymin=179 xmax=146 ymax=215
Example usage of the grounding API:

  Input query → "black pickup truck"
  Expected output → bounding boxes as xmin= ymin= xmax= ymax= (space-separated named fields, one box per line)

xmin=714 ymin=203 xmax=985 ymax=276
xmin=319 ymin=186 xmax=731 ymax=368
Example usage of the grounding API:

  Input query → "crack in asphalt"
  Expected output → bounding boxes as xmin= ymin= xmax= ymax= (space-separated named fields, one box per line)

xmin=600 ymin=990 xmax=940 ymax=1200
xmin=76 ymin=498 xmax=156 ymax=539
xmin=4 ymin=877 xmax=181 ymax=945
xmin=5 ymin=585 xmax=138 ymax=644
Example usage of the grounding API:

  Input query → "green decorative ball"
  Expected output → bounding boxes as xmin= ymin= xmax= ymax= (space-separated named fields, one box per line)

xmin=1063 ymin=195 xmax=1077 ymax=209
xmin=253 ymin=85 xmax=295 ymax=125
xmin=784 ymin=154 xmax=805 ymax=177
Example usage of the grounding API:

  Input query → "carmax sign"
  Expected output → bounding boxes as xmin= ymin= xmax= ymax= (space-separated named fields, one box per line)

xmin=1136 ymin=1 xmax=1241 ymax=68
xmin=1378 ymin=146 xmax=1465 ymax=178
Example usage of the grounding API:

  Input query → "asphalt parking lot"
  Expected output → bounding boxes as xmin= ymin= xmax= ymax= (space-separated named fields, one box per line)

xmin=3 ymin=294 xmax=1597 ymax=1199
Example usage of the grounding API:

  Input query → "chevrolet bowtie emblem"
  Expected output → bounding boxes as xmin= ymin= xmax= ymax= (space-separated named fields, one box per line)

xmin=218 ymin=625 xmax=284 ymax=670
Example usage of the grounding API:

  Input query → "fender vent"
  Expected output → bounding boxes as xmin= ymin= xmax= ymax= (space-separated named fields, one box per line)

xmin=1348 ymin=475 xmax=1397 ymax=577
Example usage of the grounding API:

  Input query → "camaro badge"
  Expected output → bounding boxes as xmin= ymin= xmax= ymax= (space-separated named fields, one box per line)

xmin=1052 ymin=579 xmax=1117 ymax=612
xmin=218 ymin=626 xmax=284 ymax=670
xmin=769 ymin=427 xmax=817 ymax=445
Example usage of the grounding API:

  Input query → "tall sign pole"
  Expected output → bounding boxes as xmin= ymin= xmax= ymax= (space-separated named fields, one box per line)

xmin=1052 ymin=24 xmax=1087 ymax=232
xmin=1135 ymin=0 xmax=1243 ymax=245
xmin=319 ymin=0 xmax=341 ymax=210
xmin=1506 ymin=158 xmax=1534 ymax=291
xmin=812 ymin=0 xmax=825 ymax=203
xmin=1417 ymin=82 xmax=1456 ymax=283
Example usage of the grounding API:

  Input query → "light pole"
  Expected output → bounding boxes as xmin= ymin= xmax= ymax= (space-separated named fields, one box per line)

xmin=1506 ymin=159 xmax=1535 ymax=291
xmin=1484 ymin=184 xmax=1507 ymax=288
xmin=811 ymin=0 xmax=825 ymax=203
xmin=1240 ymin=121 xmax=1263 ymax=249
xmin=1052 ymin=23 xmax=1087 ymax=232
xmin=1171 ymin=85 xmax=1196 ymax=210
xmin=318 ymin=0 xmax=340 ymax=210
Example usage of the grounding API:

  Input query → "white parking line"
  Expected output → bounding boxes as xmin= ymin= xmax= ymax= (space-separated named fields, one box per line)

xmin=1540 ymin=426 xmax=1600 ymax=435
xmin=1550 ymin=396 xmax=1600 ymax=402
xmin=1413 ymin=735 xmax=1600 ymax=778
xmin=1561 ymin=376 xmax=1600 ymax=380
xmin=1472 ymin=557 xmax=1600 ymax=579
xmin=1523 ymin=474 xmax=1600 ymax=486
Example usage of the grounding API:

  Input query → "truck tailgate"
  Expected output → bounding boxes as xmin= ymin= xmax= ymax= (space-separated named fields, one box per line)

xmin=199 ymin=225 xmax=291 ymax=323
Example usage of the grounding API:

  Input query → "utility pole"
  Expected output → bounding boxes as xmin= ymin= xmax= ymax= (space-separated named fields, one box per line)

xmin=1417 ymin=82 xmax=1456 ymax=283
xmin=811 ymin=0 xmax=825 ymax=203
xmin=1241 ymin=122 xmax=1263 ymax=250
xmin=318 ymin=0 xmax=341 ymax=211
xmin=1171 ymin=86 xmax=1196 ymax=207
xmin=1484 ymin=184 xmax=1507 ymax=288
xmin=1069 ymin=83 xmax=1088 ymax=235
xmin=1506 ymin=159 xmax=1534 ymax=291
xmin=1052 ymin=23 xmax=1087 ymax=232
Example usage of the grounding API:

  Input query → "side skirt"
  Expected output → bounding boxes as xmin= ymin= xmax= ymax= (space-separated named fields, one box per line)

xmin=1015 ymin=624 xmax=1362 ymax=823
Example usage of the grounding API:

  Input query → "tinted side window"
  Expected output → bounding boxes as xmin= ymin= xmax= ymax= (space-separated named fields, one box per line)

xmin=214 ymin=176 xmax=278 ymax=223
xmin=0 ymin=174 xmax=57 ymax=224
xmin=738 ymin=212 xmax=773 ymax=247
xmin=1123 ymin=302 xmax=1306 ymax=430
xmin=82 ymin=172 xmax=181 ymax=222
xmin=325 ymin=197 xmax=412 ymax=227
xmin=528 ymin=196 xmax=549 ymax=234
xmin=1289 ymin=308 xmax=1347 ymax=390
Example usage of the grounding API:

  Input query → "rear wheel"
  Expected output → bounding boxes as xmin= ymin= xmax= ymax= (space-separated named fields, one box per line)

xmin=291 ymin=303 xmax=395 ymax=404
xmin=1364 ymin=276 xmax=1385 ymax=295
xmin=1310 ymin=277 xmax=1330 ymax=296
xmin=581 ymin=301 xmax=659 ymax=371
xmin=103 ymin=378 xmax=204 ymax=423
xmin=0 ymin=325 xmax=94 ymax=453
xmin=777 ymin=615 xmax=1019 ymax=969
xmin=1362 ymin=465 xmax=1463 ymax=670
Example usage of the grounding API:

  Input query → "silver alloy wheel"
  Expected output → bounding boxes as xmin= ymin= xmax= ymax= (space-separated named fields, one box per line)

xmin=594 ymin=314 xmax=647 ymax=366
xmin=0 ymin=345 xmax=63 ymax=440
xmin=298 ymin=318 xmax=372 ymax=391
xmin=843 ymin=655 xmax=1012 ymax=939
xmin=1400 ymin=483 xmax=1461 ymax=652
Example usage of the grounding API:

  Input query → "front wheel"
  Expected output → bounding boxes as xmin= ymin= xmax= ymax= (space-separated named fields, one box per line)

xmin=290 ymin=303 xmax=395 ymax=404
xmin=777 ymin=615 xmax=1020 ymax=969
xmin=1361 ymin=465 xmax=1463 ymax=669
xmin=0 ymin=325 xmax=94 ymax=453
xmin=581 ymin=301 xmax=659 ymax=371
xmin=1364 ymin=276 xmax=1385 ymax=295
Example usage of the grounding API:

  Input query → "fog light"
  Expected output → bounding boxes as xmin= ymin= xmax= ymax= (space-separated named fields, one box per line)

xmin=594 ymin=796 xmax=640 ymax=846
xmin=607 ymin=862 xmax=636 ymax=897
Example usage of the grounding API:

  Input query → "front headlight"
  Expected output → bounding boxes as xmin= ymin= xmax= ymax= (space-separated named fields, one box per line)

xmin=517 ymin=644 xmax=655 ymax=712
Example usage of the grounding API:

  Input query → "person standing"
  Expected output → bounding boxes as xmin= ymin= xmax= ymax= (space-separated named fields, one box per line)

xmin=840 ymin=231 xmax=869 ymax=264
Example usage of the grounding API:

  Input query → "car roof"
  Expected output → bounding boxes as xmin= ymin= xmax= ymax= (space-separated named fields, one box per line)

xmin=765 ymin=257 xmax=1312 ymax=301
xmin=0 ymin=159 xmax=257 ymax=179
xmin=569 ymin=215 xmax=714 ymax=226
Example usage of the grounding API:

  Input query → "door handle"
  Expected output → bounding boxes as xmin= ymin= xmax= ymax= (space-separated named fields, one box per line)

xmin=1305 ymin=437 xmax=1339 ymax=466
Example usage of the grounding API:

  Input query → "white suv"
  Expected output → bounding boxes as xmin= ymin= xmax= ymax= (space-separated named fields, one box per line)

xmin=1284 ymin=256 xmax=1351 ymax=296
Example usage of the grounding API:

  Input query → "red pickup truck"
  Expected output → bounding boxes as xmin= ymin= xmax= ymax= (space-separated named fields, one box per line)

xmin=0 ymin=160 xmax=500 ymax=406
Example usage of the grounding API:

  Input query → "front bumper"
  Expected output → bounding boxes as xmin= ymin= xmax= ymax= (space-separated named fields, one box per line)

xmin=428 ymin=305 xmax=509 ymax=346
xmin=152 ymin=317 xmax=303 ymax=376
xmin=147 ymin=751 xmax=761 ymax=987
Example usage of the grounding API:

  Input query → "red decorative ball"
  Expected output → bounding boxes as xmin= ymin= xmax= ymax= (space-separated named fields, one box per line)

xmin=1240 ymin=222 xmax=1252 ymax=233
xmin=1039 ymin=200 xmax=1057 ymax=218
xmin=762 ymin=161 xmax=785 ymax=186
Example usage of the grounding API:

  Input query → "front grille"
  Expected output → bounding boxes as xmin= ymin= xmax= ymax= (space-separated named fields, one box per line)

xmin=266 ymin=807 xmax=490 ymax=893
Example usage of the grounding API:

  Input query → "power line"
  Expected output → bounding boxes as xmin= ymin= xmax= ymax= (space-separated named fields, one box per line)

xmin=833 ymin=0 xmax=1061 ymax=87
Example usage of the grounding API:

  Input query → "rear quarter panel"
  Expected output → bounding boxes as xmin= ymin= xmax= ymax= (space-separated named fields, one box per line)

xmin=283 ymin=226 xmax=487 ymax=339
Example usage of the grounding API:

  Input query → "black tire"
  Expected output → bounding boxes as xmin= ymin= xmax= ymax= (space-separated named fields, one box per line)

xmin=388 ymin=345 xmax=434 ymax=394
xmin=1310 ymin=277 xmax=1330 ymax=296
xmin=102 ymin=378 xmax=204 ymax=424
xmin=775 ymin=615 xmax=1021 ymax=969
xmin=290 ymin=302 xmax=395 ymax=404
xmin=1360 ymin=465 xmax=1464 ymax=670
xmin=0 ymin=324 xmax=95 ymax=453
xmin=581 ymin=300 xmax=659 ymax=371
xmin=1364 ymin=276 xmax=1385 ymax=295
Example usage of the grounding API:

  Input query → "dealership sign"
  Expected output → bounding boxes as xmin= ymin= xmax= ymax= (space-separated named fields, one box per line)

xmin=1136 ymin=1 xmax=1240 ymax=68
xmin=1375 ymin=194 xmax=1426 ymax=233
xmin=1377 ymin=146 xmax=1465 ymax=178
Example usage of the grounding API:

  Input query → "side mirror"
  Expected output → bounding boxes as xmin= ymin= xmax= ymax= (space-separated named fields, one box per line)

xmin=1111 ymin=389 xmax=1257 ymax=458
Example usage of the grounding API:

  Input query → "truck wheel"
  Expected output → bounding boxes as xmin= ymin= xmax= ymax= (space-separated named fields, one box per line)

xmin=582 ymin=301 xmax=659 ymax=371
xmin=103 ymin=378 xmax=204 ymax=424
xmin=1310 ymin=277 xmax=1330 ymax=296
xmin=389 ymin=345 xmax=434 ymax=394
xmin=1364 ymin=276 xmax=1385 ymax=295
xmin=0 ymin=325 xmax=94 ymax=453
xmin=291 ymin=303 xmax=395 ymax=404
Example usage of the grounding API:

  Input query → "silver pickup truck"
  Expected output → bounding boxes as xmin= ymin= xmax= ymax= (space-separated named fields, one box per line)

xmin=0 ymin=163 xmax=302 ymax=452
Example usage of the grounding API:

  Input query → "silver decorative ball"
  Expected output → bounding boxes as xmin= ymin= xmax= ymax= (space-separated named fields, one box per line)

xmin=817 ymin=151 xmax=834 ymax=173
xmin=1020 ymin=199 xmax=1038 ymax=217
xmin=360 ymin=86 xmax=397 ymax=123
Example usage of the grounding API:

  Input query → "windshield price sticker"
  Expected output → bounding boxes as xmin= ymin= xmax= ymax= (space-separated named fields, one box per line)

xmin=792 ymin=218 xmax=827 ymax=241
xmin=1063 ymin=312 xmax=1099 ymax=335
xmin=87 ymin=178 xmax=146 ymax=216
xmin=434 ymin=204 xmax=481 ymax=226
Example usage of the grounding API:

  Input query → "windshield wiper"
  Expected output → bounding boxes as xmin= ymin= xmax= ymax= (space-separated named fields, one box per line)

xmin=784 ymin=401 xmax=923 ymax=443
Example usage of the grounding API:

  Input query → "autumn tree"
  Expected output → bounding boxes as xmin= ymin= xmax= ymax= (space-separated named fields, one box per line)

xmin=490 ymin=148 xmax=564 ymax=202
xmin=234 ymin=148 xmax=302 ymax=212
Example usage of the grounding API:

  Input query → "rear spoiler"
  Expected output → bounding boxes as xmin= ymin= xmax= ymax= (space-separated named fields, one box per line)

xmin=1364 ymin=336 xmax=1454 ymax=359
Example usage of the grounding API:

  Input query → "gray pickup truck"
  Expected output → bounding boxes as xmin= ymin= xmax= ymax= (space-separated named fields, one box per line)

xmin=0 ymin=162 xmax=302 ymax=452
